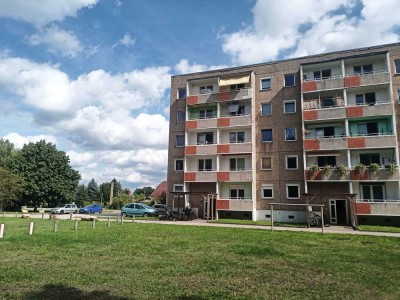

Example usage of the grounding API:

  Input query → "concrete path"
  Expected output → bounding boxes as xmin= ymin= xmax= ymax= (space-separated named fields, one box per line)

xmin=134 ymin=219 xmax=400 ymax=238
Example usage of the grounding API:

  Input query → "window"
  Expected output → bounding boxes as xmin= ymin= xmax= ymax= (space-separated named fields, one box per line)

xmin=314 ymin=69 xmax=331 ymax=80
xmin=173 ymin=184 xmax=183 ymax=192
xmin=354 ymin=65 xmax=373 ymax=74
xmin=198 ymin=159 xmax=212 ymax=171
xmin=200 ymin=85 xmax=213 ymax=94
xmin=175 ymin=159 xmax=184 ymax=171
xmin=357 ymin=122 xmax=378 ymax=136
xmin=261 ymin=78 xmax=271 ymax=90
xmin=284 ymin=74 xmax=295 ymax=87
xmin=356 ymin=93 xmax=376 ymax=105
xmin=284 ymin=100 xmax=296 ymax=114
xmin=395 ymin=60 xmax=400 ymax=74
xmin=177 ymin=111 xmax=185 ymax=123
xmin=398 ymin=89 xmax=400 ymax=103
xmin=261 ymin=103 xmax=272 ymax=116
xmin=177 ymin=88 xmax=186 ymax=99
xmin=360 ymin=153 xmax=380 ymax=166
xmin=321 ymin=97 xmax=334 ymax=108
xmin=262 ymin=184 xmax=273 ymax=199
xmin=176 ymin=135 xmax=184 ymax=147
xmin=230 ymin=158 xmax=245 ymax=171
xmin=229 ymin=103 xmax=245 ymax=116
xmin=197 ymin=132 xmax=214 ymax=144
xmin=286 ymin=155 xmax=298 ymax=170
xmin=261 ymin=129 xmax=272 ymax=142
xmin=230 ymin=187 xmax=245 ymax=199
xmin=199 ymin=109 xmax=214 ymax=119
xmin=317 ymin=156 xmax=337 ymax=167
xmin=230 ymin=83 xmax=245 ymax=91
xmin=286 ymin=184 xmax=300 ymax=199
xmin=229 ymin=132 xmax=245 ymax=143
xmin=361 ymin=183 xmax=385 ymax=201
xmin=285 ymin=128 xmax=296 ymax=141
xmin=261 ymin=157 xmax=272 ymax=170
xmin=315 ymin=126 xmax=335 ymax=138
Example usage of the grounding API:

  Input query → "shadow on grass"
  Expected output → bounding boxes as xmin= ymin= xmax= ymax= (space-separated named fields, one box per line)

xmin=24 ymin=284 xmax=129 ymax=300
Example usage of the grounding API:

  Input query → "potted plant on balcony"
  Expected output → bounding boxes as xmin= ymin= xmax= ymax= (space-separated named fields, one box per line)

xmin=309 ymin=164 xmax=319 ymax=179
xmin=338 ymin=165 xmax=348 ymax=178
xmin=355 ymin=163 xmax=366 ymax=175
xmin=322 ymin=165 xmax=333 ymax=178
xmin=386 ymin=163 xmax=398 ymax=176
xmin=368 ymin=163 xmax=380 ymax=174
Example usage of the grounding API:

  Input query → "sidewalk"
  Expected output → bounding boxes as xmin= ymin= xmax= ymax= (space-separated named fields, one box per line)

xmin=134 ymin=219 xmax=400 ymax=238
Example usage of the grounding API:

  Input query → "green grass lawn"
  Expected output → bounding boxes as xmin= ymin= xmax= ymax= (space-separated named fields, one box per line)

xmin=0 ymin=218 xmax=399 ymax=299
xmin=212 ymin=218 xmax=308 ymax=228
xmin=359 ymin=225 xmax=400 ymax=233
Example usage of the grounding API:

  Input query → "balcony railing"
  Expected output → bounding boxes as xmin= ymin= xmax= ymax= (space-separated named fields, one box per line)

xmin=187 ymin=88 xmax=252 ymax=105
xmin=303 ymin=97 xmax=344 ymax=110
xmin=357 ymin=199 xmax=400 ymax=203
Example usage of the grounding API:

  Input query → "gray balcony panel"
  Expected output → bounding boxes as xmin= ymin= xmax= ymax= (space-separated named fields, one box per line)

xmin=196 ymin=172 xmax=217 ymax=182
xmin=229 ymin=115 xmax=252 ymax=126
xmin=318 ymin=137 xmax=348 ymax=150
xmin=316 ymin=78 xmax=344 ymax=90
xmin=197 ymin=118 xmax=218 ymax=129
xmin=229 ymin=171 xmax=252 ymax=181
xmin=362 ymin=102 xmax=393 ymax=117
xmin=359 ymin=72 xmax=391 ymax=86
xmin=365 ymin=135 xmax=397 ymax=148
xmin=229 ymin=143 xmax=252 ymax=153
xmin=196 ymin=145 xmax=217 ymax=155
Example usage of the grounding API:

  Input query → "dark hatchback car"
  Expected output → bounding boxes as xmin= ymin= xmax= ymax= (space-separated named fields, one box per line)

xmin=152 ymin=204 xmax=168 ymax=215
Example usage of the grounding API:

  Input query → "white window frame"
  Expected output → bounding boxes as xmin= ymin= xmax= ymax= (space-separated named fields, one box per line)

xmin=262 ymin=184 xmax=274 ymax=199
xmin=285 ymin=155 xmax=298 ymax=170
xmin=176 ymin=111 xmax=185 ymax=123
xmin=174 ymin=159 xmax=184 ymax=171
xmin=261 ymin=156 xmax=272 ymax=170
xmin=229 ymin=131 xmax=245 ymax=143
xmin=177 ymin=88 xmax=186 ymax=99
xmin=286 ymin=184 xmax=300 ymax=199
xmin=173 ymin=184 xmax=184 ymax=192
xmin=285 ymin=128 xmax=297 ymax=141
xmin=284 ymin=73 xmax=295 ymax=87
xmin=261 ymin=103 xmax=272 ymax=116
xmin=284 ymin=100 xmax=296 ymax=114
xmin=229 ymin=185 xmax=245 ymax=199
xmin=260 ymin=77 xmax=271 ymax=90
xmin=397 ymin=88 xmax=400 ymax=104
xmin=199 ymin=85 xmax=214 ymax=94
xmin=176 ymin=135 xmax=185 ymax=147
xmin=394 ymin=59 xmax=400 ymax=74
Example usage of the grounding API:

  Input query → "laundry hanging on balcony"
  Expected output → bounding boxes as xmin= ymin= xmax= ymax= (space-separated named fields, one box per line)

xmin=219 ymin=74 xmax=250 ymax=87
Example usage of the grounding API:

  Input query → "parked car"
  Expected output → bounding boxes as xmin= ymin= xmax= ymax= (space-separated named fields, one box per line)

xmin=152 ymin=204 xmax=168 ymax=214
xmin=79 ymin=204 xmax=103 ymax=214
xmin=51 ymin=203 xmax=78 ymax=214
xmin=121 ymin=203 xmax=157 ymax=217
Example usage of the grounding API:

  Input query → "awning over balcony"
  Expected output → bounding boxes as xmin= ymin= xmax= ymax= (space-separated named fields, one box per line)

xmin=219 ymin=75 xmax=250 ymax=86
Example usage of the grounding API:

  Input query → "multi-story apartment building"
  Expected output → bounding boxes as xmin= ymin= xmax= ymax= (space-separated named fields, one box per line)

xmin=167 ymin=43 xmax=400 ymax=226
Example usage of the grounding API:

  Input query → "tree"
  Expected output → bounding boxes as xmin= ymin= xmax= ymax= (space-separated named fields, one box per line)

xmin=109 ymin=193 xmax=133 ymax=209
xmin=0 ymin=167 xmax=23 ymax=211
xmin=14 ymin=140 xmax=81 ymax=209
xmin=87 ymin=178 xmax=100 ymax=201
xmin=75 ymin=184 xmax=89 ymax=207
xmin=143 ymin=186 xmax=155 ymax=198
xmin=0 ymin=139 xmax=19 ymax=170
xmin=99 ymin=180 xmax=122 ymax=206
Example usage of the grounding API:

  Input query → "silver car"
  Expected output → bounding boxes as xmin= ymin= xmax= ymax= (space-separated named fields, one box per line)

xmin=51 ymin=204 xmax=78 ymax=214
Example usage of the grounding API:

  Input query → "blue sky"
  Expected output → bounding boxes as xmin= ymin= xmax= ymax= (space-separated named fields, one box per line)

xmin=0 ymin=0 xmax=399 ymax=190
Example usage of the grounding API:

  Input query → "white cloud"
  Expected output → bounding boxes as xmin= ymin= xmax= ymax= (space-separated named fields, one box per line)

xmin=3 ymin=132 xmax=57 ymax=149
xmin=0 ymin=56 xmax=171 ymax=113
xmin=0 ymin=0 xmax=98 ymax=27
xmin=115 ymin=33 xmax=135 ymax=48
xmin=222 ymin=0 xmax=400 ymax=64
xmin=67 ymin=150 xmax=94 ymax=167
xmin=174 ymin=59 xmax=228 ymax=74
xmin=27 ymin=25 xmax=83 ymax=58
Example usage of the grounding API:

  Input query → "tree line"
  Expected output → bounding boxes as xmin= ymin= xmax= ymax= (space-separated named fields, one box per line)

xmin=0 ymin=138 xmax=159 ymax=211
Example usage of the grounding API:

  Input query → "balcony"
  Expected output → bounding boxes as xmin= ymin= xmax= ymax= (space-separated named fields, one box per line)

xmin=346 ymin=101 xmax=393 ymax=118
xmin=217 ymin=114 xmax=252 ymax=128
xmin=304 ymin=136 xmax=348 ymax=151
xmin=345 ymin=70 xmax=390 ymax=88
xmin=184 ymin=171 xmax=217 ymax=182
xmin=218 ymin=142 xmax=252 ymax=154
xmin=349 ymin=166 xmax=400 ymax=181
xmin=185 ymin=144 xmax=217 ymax=156
xmin=348 ymin=134 xmax=397 ymax=149
xmin=187 ymin=88 xmax=252 ymax=105
xmin=305 ymin=167 xmax=350 ymax=181
xmin=217 ymin=170 xmax=252 ymax=182
xmin=216 ymin=199 xmax=253 ymax=211
xmin=306 ymin=166 xmax=400 ymax=181
xmin=355 ymin=201 xmax=400 ymax=217
xmin=302 ymin=76 xmax=344 ymax=93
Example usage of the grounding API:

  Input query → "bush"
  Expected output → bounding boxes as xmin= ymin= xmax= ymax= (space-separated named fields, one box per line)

xmin=110 ymin=194 xmax=133 ymax=209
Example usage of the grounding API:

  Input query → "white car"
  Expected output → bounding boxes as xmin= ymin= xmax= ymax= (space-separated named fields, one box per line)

xmin=51 ymin=204 xmax=78 ymax=214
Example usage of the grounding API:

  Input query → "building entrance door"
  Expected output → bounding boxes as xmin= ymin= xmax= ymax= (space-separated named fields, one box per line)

xmin=330 ymin=199 xmax=348 ymax=225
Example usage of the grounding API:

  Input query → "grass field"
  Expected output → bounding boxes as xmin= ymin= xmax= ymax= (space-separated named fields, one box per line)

xmin=0 ymin=218 xmax=399 ymax=299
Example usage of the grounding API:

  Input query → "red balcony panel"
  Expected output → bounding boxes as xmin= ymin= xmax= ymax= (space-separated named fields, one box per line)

xmin=356 ymin=203 xmax=371 ymax=214
xmin=350 ymin=170 xmax=369 ymax=180
xmin=217 ymin=92 xmax=231 ymax=101
xmin=304 ymin=139 xmax=320 ymax=150
xmin=185 ymin=146 xmax=197 ymax=155
xmin=217 ymin=117 xmax=230 ymax=127
xmin=346 ymin=106 xmax=363 ymax=118
xmin=217 ymin=172 xmax=230 ymax=181
xmin=184 ymin=172 xmax=196 ymax=181
xmin=186 ymin=95 xmax=198 ymax=105
xmin=186 ymin=120 xmax=197 ymax=130
xmin=216 ymin=200 xmax=230 ymax=210
xmin=305 ymin=170 xmax=322 ymax=180
xmin=348 ymin=137 xmax=365 ymax=148
xmin=344 ymin=76 xmax=361 ymax=88
xmin=303 ymin=110 xmax=318 ymax=121
xmin=217 ymin=144 xmax=230 ymax=154
xmin=302 ymin=81 xmax=317 ymax=92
